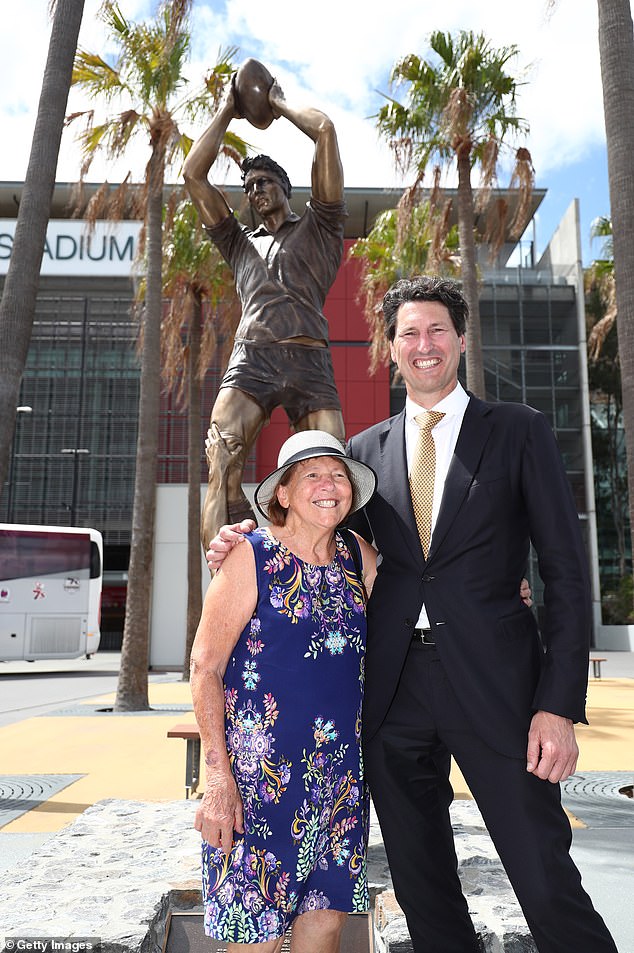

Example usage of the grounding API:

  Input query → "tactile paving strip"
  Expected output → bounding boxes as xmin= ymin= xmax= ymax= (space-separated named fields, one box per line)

xmin=561 ymin=771 xmax=634 ymax=827
xmin=0 ymin=774 xmax=84 ymax=828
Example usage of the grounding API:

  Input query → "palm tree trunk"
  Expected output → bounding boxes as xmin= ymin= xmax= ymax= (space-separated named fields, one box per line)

xmin=183 ymin=294 xmax=203 ymax=681
xmin=598 ymin=0 xmax=634 ymax=592
xmin=0 ymin=0 xmax=85 ymax=490
xmin=114 ymin=147 xmax=165 ymax=711
xmin=456 ymin=144 xmax=486 ymax=398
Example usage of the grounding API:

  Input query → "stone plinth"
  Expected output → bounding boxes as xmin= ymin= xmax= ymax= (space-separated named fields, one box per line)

xmin=0 ymin=798 xmax=535 ymax=952
xmin=0 ymin=800 xmax=201 ymax=953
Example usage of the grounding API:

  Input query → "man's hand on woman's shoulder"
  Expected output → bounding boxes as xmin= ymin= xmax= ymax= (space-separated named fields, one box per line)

xmin=207 ymin=519 xmax=257 ymax=572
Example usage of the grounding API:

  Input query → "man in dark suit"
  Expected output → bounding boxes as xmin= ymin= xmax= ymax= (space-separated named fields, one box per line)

xmin=344 ymin=275 xmax=617 ymax=952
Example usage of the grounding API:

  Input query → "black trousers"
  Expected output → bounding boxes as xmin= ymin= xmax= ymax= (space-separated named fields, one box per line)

xmin=364 ymin=643 xmax=618 ymax=953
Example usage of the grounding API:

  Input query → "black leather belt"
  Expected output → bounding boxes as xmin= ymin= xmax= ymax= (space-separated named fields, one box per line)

xmin=412 ymin=628 xmax=435 ymax=645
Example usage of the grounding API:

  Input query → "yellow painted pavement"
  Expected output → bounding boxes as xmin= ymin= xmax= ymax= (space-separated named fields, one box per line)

xmin=1 ymin=676 xmax=631 ymax=834
xmin=0 ymin=681 xmax=196 ymax=833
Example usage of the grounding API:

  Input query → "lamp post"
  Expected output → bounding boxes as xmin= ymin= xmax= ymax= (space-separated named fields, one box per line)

xmin=6 ymin=406 xmax=33 ymax=522
xmin=60 ymin=298 xmax=91 ymax=527
xmin=60 ymin=447 xmax=90 ymax=525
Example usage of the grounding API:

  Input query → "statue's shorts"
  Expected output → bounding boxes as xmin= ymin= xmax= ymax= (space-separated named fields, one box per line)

xmin=220 ymin=340 xmax=343 ymax=424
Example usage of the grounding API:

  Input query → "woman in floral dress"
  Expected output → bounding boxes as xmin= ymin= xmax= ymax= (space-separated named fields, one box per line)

xmin=190 ymin=430 xmax=377 ymax=952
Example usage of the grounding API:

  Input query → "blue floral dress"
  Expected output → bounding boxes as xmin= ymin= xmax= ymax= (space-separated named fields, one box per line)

xmin=202 ymin=527 xmax=369 ymax=943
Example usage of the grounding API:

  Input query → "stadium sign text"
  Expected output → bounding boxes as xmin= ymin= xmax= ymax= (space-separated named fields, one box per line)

xmin=0 ymin=220 xmax=141 ymax=277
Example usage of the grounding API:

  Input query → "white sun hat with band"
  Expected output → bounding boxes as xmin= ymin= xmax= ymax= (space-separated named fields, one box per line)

xmin=254 ymin=430 xmax=377 ymax=520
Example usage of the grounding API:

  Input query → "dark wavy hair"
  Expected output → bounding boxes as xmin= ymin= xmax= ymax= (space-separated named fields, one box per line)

xmin=241 ymin=154 xmax=292 ymax=198
xmin=382 ymin=276 xmax=469 ymax=340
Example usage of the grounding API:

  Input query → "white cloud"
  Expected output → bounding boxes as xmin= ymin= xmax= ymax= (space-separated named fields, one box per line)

xmin=0 ymin=0 xmax=607 ymax=203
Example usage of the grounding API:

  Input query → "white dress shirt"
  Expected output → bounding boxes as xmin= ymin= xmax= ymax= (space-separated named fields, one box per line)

xmin=405 ymin=382 xmax=470 ymax=628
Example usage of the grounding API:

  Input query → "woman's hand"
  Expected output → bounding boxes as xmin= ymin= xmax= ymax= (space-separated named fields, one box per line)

xmin=194 ymin=769 xmax=245 ymax=853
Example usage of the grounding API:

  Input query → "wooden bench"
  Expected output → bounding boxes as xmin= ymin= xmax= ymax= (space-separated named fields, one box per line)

xmin=167 ymin=722 xmax=201 ymax=799
xmin=589 ymin=657 xmax=607 ymax=679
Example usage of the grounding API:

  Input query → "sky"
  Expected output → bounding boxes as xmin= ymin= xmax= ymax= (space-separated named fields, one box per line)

xmin=0 ymin=0 xmax=613 ymax=265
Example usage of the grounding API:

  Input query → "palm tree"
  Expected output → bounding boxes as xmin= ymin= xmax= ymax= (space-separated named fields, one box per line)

xmin=587 ymin=216 xmax=616 ymax=359
xmin=68 ymin=0 xmax=237 ymax=709
xmin=0 ymin=0 xmax=85 ymax=493
xmin=375 ymin=30 xmax=534 ymax=397
xmin=585 ymin=249 xmax=628 ymax=584
xmin=586 ymin=212 xmax=633 ymax=610
xmin=160 ymin=198 xmax=241 ymax=679
xmin=349 ymin=186 xmax=459 ymax=373
xmin=597 ymin=0 xmax=634 ymax=595
xmin=590 ymin=215 xmax=614 ymax=260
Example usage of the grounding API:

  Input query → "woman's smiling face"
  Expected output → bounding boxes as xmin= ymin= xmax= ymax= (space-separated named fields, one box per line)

xmin=276 ymin=456 xmax=353 ymax=526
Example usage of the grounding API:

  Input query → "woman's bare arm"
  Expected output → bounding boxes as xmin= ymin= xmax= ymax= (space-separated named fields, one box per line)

xmin=190 ymin=539 xmax=257 ymax=852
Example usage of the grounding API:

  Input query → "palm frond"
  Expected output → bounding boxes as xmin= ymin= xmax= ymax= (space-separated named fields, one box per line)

xmin=507 ymin=146 xmax=535 ymax=239
xmin=474 ymin=135 xmax=498 ymax=213
xmin=349 ymin=188 xmax=458 ymax=373
xmin=482 ymin=196 xmax=509 ymax=262
xmin=586 ymin=264 xmax=617 ymax=360
xmin=589 ymin=310 xmax=617 ymax=361
xmin=72 ymin=50 xmax=126 ymax=100
xmin=84 ymin=181 xmax=112 ymax=225
xmin=157 ymin=199 xmax=240 ymax=402
xmin=590 ymin=216 xmax=614 ymax=262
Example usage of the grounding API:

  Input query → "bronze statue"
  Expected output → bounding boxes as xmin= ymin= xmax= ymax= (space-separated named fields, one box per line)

xmin=183 ymin=59 xmax=347 ymax=553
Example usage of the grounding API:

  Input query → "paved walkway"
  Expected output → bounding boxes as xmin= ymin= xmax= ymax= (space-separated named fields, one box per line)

xmin=0 ymin=650 xmax=632 ymax=949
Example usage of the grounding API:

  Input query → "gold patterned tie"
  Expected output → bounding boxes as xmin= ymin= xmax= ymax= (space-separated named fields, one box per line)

xmin=410 ymin=411 xmax=445 ymax=557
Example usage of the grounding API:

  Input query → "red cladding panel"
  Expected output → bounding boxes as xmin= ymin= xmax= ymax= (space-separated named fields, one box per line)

xmin=347 ymin=347 xmax=372 ymax=382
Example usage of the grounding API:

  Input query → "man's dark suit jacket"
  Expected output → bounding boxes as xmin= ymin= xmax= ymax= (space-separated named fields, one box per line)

xmin=347 ymin=394 xmax=591 ymax=758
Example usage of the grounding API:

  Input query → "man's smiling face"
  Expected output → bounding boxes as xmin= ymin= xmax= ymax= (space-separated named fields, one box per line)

xmin=389 ymin=299 xmax=466 ymax=408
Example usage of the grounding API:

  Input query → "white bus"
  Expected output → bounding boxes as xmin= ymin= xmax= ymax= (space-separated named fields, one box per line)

xmin=0 ymin=524 xmax=103 ymax=661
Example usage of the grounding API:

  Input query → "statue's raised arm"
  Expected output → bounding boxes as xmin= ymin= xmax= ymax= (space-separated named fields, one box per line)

xmin=182 ymin=84 xmax=238 ymax=228
xmin=267 ymin=82 xmax=343 ymax=203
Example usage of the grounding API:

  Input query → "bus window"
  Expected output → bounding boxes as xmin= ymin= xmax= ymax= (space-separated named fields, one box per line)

xmin=90 ymin=540 xmax=102 ymax=579
xmin=0 ymin=524 xmax=103 ymax=661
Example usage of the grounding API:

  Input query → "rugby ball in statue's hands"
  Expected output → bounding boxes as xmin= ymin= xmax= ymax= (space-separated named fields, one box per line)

xmin=232 ymin=58 xmax=275 ymax=129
